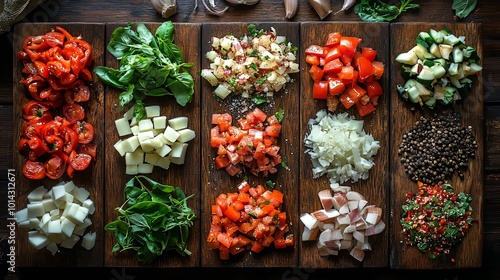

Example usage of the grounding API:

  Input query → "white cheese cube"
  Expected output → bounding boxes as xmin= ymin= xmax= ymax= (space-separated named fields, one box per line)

xmin=170 ymin=142 xmax=188 ymax=159
xmin=41 ymin=198 xmax=57 ymax=213
xmin=72 ymin=187 xmax=90 ymax=204
xmin=145 ymin=105 xmax=160 ymax=118
xmin=60 ymin=234 xmax=80 ymax=249
xmin=123 ymin=105 xmax=135 ymax=120
xmin=52 ymin=184 xmax=67 ymax=201
xmin=168 ymin=116 xmax=188 ymax=130
xmin=138 ymin=163 xmax=154 ymax=174
xmin=73 ymin=207 xmax=89 ymax=224
xmin=176 ymin=129 xmax=196 ymax=143
xmin=122 ymin=135 xmax=140 ymax=153
xmin=138 ymin=118 xmax=154 ymax=132
xmin=163 ymin=126 xmax=180 ymax=142
xmin=27 ymin=186 xmax=48 ymax=202
xmin=159 ymin=133 xmax=174 ymax=145
xmin=155 ymin=143 xmax=172 ymax=157
xmin=115 ymin=117 xmax=132 ymax=136
xmin=130 ymin=125 xmax=140 ymax=136
xmin=27 ymin=203 xmax=45 ymax=218
xmin=82 ymin=199 xmax=95 ymax=215
xmin=74 ymin=217 xmax=92 ymax=232
xmin=126 ymin=164 xmax=139 ymax=175
xmin=63 ymin=181 xmax=76 ymax=193
xmin=29 ymin=218 xmax=40 ymax=230
xmin=28 ymin=231 xmax=50 ymax=250
xmin=81 ymin=232 xmax=97 ymax=250
xmin=129 ymin=116 xmax=138 ymax=127
xmin=140 ymin=139 xmax=156 ymax=153
xmin=14 ymin=208 xmax=28 ymax=223
xmin=61 ymin=218 xmax=76 ymax=237
xmin=137 ymin=131 xmax=154 ymax=142
xmin=153 ymin=116 xmax=167 ymax=130
xmin=49 ymin=209 xmax=60 ymax=220
xmin=125 ymin=149 xmax=144 ymax=165
xmin=145 ymin=153 xmax=161 ymax=165
xmin=152 ymin=129 xmax=163 ymax=136
xmin=46 ymin=242 xmax=59 ymax=256
xmin=156 ymin=157 xmax=171 ymax=170
xmin=150 ymin=136 xmax=164 ymax=149
xmin=17 ymin=219 xmax=30 ymax=228
xmin=65 ymin=203 xmax=80 ymax=220
xmin=113 ymin=139 xmax=126 ymax=157
xmin=64 ymin=193 xmax=74 ymax=204
xmin=47 ymin=220 xmax=62 ymax=234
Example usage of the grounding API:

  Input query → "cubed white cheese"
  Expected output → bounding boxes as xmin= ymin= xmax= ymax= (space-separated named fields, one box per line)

xmin=64 ymin=193 xmax=74 ymax=204
xmin=159 ymin=133 xmax=174 ymax=145
xmin=29 ymin=218 xmax=40 ymax=230
xmin=17 ymin=219 xmax=30 ymax=228
xmin=72 ymin=187 xmax=90 ymax=204
xmin=125 ymin=149 xmax=144 ymax=165
xmin=81 ymin=232 xmax=96 ymax=250
xmin=145 ymin=153 xmax=161 ymax=165
xmin=126 ymin=164 xmax=139 ymax=175
xmin=140 ymin=139 xmax=156 ymax=153
xmin=163 ymin=126 xmax=180 ymax=142
xmin=115 ymin=117 xmax=132 ymax=136
xmin=138 ymin=163 xmax=154 ymax=174
xmin=168 ymin=116 xmax=188 ymax=130
xmin=153 ymin=116 xmax=167 ymax=130
xmin=28 ymin=231 xmax=50 ymax=250
xmin=113 ymin=139 xmax=126 ymax=157
xmin=155 ymin=143 xmax=172 ymax=157
xmin=130 ymin=125 xmax=140 ymax=136
xmin=137 ymin=131 xmax=154 ymax=142
xmin=27 ymin=186 xmax=48 ymax=202
xmin=176 ymin=129 xmax=196 ymax=143
xmin=170 ymin=142 xmax=188 ymax=159
xmin=27 ymin=203 xmax=45 ymax=218
xmin=52 ymin=184 xmax=67 ymax=201
xmin=63 ymin=181 xmax=76 ymax=193
xmin=138 ymin=118 xmax=154 ymax=132
xmin=72 ymin=207 xmax=89 ymax=224
xmin=150 ymin=136 xmax=164 ymax=149
xmin=60 ymin=234 xmax=80 ymax=249
xmin=61 ymin=218 xmax=76 ymax=237
xmin=41 ymin=198 xmax=57 ymax=213
xmin=129 ymin=116 xmax=138 ymax=127
xmin=14 ymin=208 xmax=28 ymax=223
xmin=123 ymin=105 xmax=135 ymax=120
xmin=156 ymin=157 xmax=171 ymax=170
xmin=152 ymin=129 xmax=163 ymax=136
xmin=145 ymin=105 xmax=161 ymax=118
xmin=47 ymin=220 xmax=62 ymax=234
xmin=74 ymin=217 xmax=92 ymax=232
xmin=123 ymin=135 xmax=140 ymax=152
xmin=81 ymin=199 xmax=95 ymax=215
xmin=49 ymin=209 xmax=60 ymax=220
xmin=46 ymin=242 xmax=59 ymax=256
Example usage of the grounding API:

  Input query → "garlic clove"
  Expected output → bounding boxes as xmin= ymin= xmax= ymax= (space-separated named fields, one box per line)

xmin=151 ymin=0 xmax=177 ymax=19
xmin=284 ymin=0 xmax=298 ymax=19
xmin=308 ymin=0 xmax=332 ymax=20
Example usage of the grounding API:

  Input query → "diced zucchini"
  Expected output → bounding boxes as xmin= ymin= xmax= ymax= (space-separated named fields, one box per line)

xmin=429 ymin=29 xmax=444 ymax=44
xmin=429 ymin=43 xmax=441 ymax=58
xmin=442 ymin=86 xmax=456 ymax=105
xmin=410 ymin=63 xmax=421 ymax=76
xmin=452 ymin=46 xmax=463 ymax=63
xmin=443 ymin=34 xmax=460 ymax=46
xmin=424 ymin=97 xmax=436 ymax=109
xmin=395 ymin=50 xmax=418 ymax=65
xmin=412 ymin=44 xmax=435 ymax=60
xmin=433 ymin=84 xmax=445 ymax=100
xmin=448 ymin=63 xmax=459 ymax=76
xmin=430 ymin=64 xmax=446 ymax=79
xmin=416 ymin=66 xmax=435 ymax=87
xmin=438 ymin=44 xmax=453 ymax=60
xmin=449 ymin=75 xmax=462 ymax=89
xmin=400 ymin=65 xmax=412 ymax=80
xmin=418 ymin=31 xmax=435 ymax=46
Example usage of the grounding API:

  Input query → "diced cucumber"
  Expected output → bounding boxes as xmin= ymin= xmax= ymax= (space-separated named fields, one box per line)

xmin=433 ymin=84 xmax=445 ymax=100
xmin=443 ymin=86 xmax=456 ymax=105
xmin=412 ymin=44 xmax=435 ymax=60
xmin=410 ymin=63 xmax=421 ymax=76
xmin=418 ymin=31 xmax=435 ymax=46
xmin=429 ymin=43 xmax=441 ymax=58
xmin=438 ymin=44 xmax=453 ymax=60
xmin=401 ymin=65 xmax=412 ymax=80
xmin=452 ymin=46 xmax=463 ymax=63
xmin=430 ymin=64 xmax=446 ymax=79
xmin=457 ymin=78 xmax=473 ymax=99
xmin=423 ymin=60 xmax=435 ymax=68
xmin=416 ymin=66 xmax=435 ymax=87
xmin=439 ymin=28 xmax=453 ymax=36
xmin=443 ymin=34 xmax=460 ymax=46
xmin=448 ymin=63 xmax=459 ymax=76
xmin=433 ymin=58 xmax=449 ymax=70
xmin=449 ymin=75 xmax=462 ymax=88
xmin=395 ymin=50 xmax=418 ymax=65
xmin=425 ymin=96 xmax=436 ymax=109
xmin=429 ymin=29 xmax=444 ymax=44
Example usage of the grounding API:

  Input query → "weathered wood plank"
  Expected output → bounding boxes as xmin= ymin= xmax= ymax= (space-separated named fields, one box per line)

xmin=103 ymin=22 xmax=201 ymax=268
xmin=390 ymin=23 xmax=483 ymax=269
xmin=12 ymin=22 xmax=105 ymax=267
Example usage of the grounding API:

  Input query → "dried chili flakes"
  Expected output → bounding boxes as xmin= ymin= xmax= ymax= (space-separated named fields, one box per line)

xmin=400 ymin=181 xmax=474 ymax=260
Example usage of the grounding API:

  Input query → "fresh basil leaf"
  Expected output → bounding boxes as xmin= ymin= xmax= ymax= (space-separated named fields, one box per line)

xmin=161 ymin=41 xmax=184 ymax=65
xmin=145 ymin=87 xmax=169 ymax=97
xmin=136 ymin=22 xmax=154 ymax=45
xmin=167 ymin=72 xmax=195 ymax=106
xmin=118 ymin=83 xmax=135 ymax=108
xmin=452 ymin=0 xmax=477 ymax=18
xmin=133 ymin=100 xmax=146 ymax=121
xmin=155 ymin=21 xmax=174 ymax=42
xmin=93 ymin=66 xmax=126 ymax=89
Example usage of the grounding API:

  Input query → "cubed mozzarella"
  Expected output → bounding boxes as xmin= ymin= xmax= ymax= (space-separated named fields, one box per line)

xmin=123 ymin=105 xmax=135 ymax=120
xmin=163 ymin=126 xmax=180 ymax=142
xmin=153 ymin=116 xmax=167 ymax=130
xmin=138 ymin=163 xmax=154 ymax=174
xmin=145 ymin=105 xmax=161 ymax=118
xmin=156 ymin=157 xmax=171 ymax=170
xmin=27 ymin=186 xmax=48 ymax=202
xmin=155 ymin=143 xmax=172 ymax=157
xmin=168 ymin=116 xmax=188 ymax=130
xmin=115 ymin=117 xmax=132 ymax=136
xmin=125 ymin=149 xmax=144 ymax=165
xmin=138 ymin=118 xmax=154 ymax=132
xmin=176 ymin=129 xmax=196 ymax=143
xmin=81 ymin=232 xmax=96 ymax=250
xmin=126 ymin=164 xmax=139 ymax=175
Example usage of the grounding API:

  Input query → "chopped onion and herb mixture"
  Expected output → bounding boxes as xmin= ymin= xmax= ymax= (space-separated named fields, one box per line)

xmin=304 ymin=110 xmax=380 ymax=184
xmin=400 ymin=181 xmax=474 ymax=260
xmin=201 ymin=24 xmax=299 ymax=102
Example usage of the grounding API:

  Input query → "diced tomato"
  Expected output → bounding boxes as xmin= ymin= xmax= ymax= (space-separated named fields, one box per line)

xmin=324 ymin=47 xmax=341 ymax=63
xmin=356 ymin=56 xmax=375 ymax=82
xmin=366 ymin=80 xmax=383 ymax=98
xmin=339 ymin=91 xmax=356 ymax=109
xmin=312 ymin=80 xmax=329 ymax=99
xmin=305 ymin=54 xmax=320 ymax=65
xmin=309 ymin=64 xmax=324 ymax=82
xmin=22 ymin=160 xmax=46 ymax=180
xmin=361 ymin=47 xmax=377 ymax=61
xmin=323 ymin=58 xmax=343 ymax=74
xmin=305 ymin=44 xmax=324 ymax=56
xmin=372 ymin=61 xmax=385 ymax=80
xmin=356 ymin=99 xmax=377 ymax=117
xmin=325 ymin=32 xmax=342 ymax=47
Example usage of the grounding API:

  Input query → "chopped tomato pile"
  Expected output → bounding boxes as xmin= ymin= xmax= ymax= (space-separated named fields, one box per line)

xmin=305 ymin=32 xmax=385 ymax=117
xmin=17 ymin=26 xmax=96 ymax=180
xmin=210 ymin=108 xmax=283 ymax=177
xmin=207 ymin=180 xmax=294 ymax=260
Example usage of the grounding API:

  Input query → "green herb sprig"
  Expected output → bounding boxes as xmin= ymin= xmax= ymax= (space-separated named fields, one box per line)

xmin=94 ymin=21 xmax=195 ymax=121
xmin=354 ymin=0 xmax=420 ymax=22
xmin=104 ymin=175 xmax=196 ymax=264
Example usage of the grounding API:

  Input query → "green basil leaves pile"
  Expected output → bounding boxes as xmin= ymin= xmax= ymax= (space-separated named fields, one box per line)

xmin=354 ymin=0 xmax=420 ymax=22
xmin=94 ymin=21 xmax=195 ymax=121
xmin=104 ymin=175 xmax=196 ymax=264
xmin=452 ymin=0 xmax=477 ymax=19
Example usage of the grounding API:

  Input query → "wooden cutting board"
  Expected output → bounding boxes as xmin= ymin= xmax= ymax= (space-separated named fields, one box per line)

xmin=200 ymin=22 xmax=301 ymax=268
xmin=299 ymin=22 xmax=390 ymax=268
xmin=103 ymin=22 xmax=202 ymax=268
xmin=12 ymin=23 xmax=105 ymax=267
xmin=389 ymin=23 xmax=483 ymax=269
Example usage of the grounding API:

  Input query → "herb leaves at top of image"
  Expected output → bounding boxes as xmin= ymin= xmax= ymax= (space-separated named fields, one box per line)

xmin=94 ymin=21 xmax=195 ymax=121
xmin=354 ymin=0 xmax=420 ymax=22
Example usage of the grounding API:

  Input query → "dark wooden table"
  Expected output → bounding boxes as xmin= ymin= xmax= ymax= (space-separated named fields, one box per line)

xmin=1 ymin=0 xmax=499 ymax=279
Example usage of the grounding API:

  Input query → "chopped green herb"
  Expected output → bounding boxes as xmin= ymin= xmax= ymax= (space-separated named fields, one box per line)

xmin=275 ymin=108 xmax=284 ymax=123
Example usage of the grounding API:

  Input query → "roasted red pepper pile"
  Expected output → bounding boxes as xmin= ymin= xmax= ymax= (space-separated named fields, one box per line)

xmin=17 ymin=26 xmax=96 ymax=180
xmin=400 ymin=181 xmax=474 ymax=260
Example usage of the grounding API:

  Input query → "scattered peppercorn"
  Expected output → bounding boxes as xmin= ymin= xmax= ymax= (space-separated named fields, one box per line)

xmin=398 ymin=111 xmax=477 ymax=185
xmin=400 ymin=181 xmax=474 ymax=260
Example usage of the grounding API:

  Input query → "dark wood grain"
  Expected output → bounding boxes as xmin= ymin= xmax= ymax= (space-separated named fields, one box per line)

xmin=11 ymin=22 xmax=105 ymax=267
xmin=103 ymin=22 xmax=201 ymax=268
xmin=389 ymin=23 xmax=484 ymax=269
xmin=299 ymin=22 xmax=390 ymax=268
xmin=200 ymin=22 xmax=300 ymax=267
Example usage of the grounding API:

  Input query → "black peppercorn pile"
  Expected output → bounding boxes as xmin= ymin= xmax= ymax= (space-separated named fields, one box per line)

xmin=398 ymin=112 xmax=477 ymax=185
